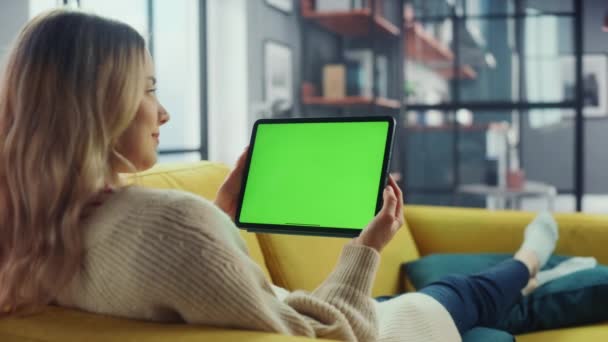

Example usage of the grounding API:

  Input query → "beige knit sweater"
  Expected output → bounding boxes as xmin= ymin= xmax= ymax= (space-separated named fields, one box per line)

xmin=56 ymin=186 xmax=460 ymax=342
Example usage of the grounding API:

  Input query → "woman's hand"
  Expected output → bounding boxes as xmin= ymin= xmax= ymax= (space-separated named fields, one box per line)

xmin=351 ymin=175 xmax=405 ymax=253
xmin=214 ymin=146 xmax=249 ymax=222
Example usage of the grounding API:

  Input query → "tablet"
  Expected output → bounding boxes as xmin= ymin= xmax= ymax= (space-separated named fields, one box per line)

xmin=235 ymin=116 xmax=395 ymax=238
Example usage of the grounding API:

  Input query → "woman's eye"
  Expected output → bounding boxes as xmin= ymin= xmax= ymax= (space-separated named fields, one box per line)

xmin=147 ymin=88 xmax=157 ymax=94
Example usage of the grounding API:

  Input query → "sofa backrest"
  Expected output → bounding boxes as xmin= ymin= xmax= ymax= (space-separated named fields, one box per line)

xmin=135 ymin=161 xmax=272 ymax=280
xmin=405 ymin=205 xmax=608 ymax=264
xmin=257 ymin=217 xmax=420 ymax=297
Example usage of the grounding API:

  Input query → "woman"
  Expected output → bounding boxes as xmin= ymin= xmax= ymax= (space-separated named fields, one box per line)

xmin=0 ymin=10 xmax=558 ymax=341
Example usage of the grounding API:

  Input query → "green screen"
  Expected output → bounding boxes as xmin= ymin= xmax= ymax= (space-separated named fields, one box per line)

xmin=240 ymin=121 xmax=389 ymax=229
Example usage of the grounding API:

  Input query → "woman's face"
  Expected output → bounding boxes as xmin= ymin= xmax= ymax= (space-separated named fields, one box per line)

xmin=115 ymin=51 xmax=170 ymax=172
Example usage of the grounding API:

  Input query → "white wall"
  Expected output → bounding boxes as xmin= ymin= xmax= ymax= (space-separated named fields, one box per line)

xmin=206 ymin=0 xmax=250 ymax=166
xmin=0 ymin=0 xmax=29 ymax=64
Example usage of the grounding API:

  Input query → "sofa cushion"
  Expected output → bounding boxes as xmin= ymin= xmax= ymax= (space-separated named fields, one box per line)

xmin=257 ymin=213 xmax=420 ymax=297
xmin=134 ymin=161 xmax=271 ymax=280
xmin=517 ymin=323 xmax=608 ymax=341
xmin=498 ymin=265 xmax=608 ymax=334
xmin=461 ymin=327 xmax=514 ymax=342
xmin=404 ymin=253 xmax=608 ymax=334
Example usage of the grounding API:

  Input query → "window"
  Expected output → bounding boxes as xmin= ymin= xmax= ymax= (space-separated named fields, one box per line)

xmin=29 ymin=0 xmax=63 ymax=18
xmin=403 ymin=0 xmax=585 ymax=211
xmin=30 ymin=0 xmax=207 ymax=162
xmin=79 ymin=0 xmax=149 ymax=35
xmin=151 ymin=0 xmax=202 ymax=156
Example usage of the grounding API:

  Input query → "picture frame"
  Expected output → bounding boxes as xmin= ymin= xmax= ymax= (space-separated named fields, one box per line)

xmin=263 ymin=40 xmax=293 ymax=108
xmin=265 ymin=0 xmax=293 ymax=14
xmin=560 ymin=54 xmax=608 ymax=118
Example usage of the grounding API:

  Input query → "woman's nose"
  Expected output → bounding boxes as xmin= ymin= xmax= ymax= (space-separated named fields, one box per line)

xmin=159 ymin=105 xmax=170 ymax=125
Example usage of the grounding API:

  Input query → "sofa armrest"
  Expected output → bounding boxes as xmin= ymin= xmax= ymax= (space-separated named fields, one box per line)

xmin=0 ymin=307 xmax=335 ymax=342
xmin=404 ymin=206 xmax=608 ymax=264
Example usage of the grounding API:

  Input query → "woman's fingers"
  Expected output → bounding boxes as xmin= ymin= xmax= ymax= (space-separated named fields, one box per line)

xmin=387 ymin=175 xmax=404 ymax=226
xmin=388 ymin=175 xmax=402 ymax=201
xmin=380 ymin=185 xmax=398 ymax=221
xmin=220 ymin=146 xmax=249 ymax=196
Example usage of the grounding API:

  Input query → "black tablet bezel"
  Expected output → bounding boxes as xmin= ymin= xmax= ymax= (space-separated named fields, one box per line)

xmin=234 ymin=116 xmax=396 ymax=238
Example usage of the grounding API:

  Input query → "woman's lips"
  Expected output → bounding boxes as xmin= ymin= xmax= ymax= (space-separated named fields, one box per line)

xmin=152 ymin=133 xmax=160 ymax=143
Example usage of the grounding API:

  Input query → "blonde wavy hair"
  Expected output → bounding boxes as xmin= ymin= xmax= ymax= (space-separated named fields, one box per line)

xmin=0 ymin=10 xmax=146 ymax=315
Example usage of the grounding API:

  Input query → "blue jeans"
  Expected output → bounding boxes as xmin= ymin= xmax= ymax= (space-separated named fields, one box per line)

xmin=378 ymin=259 xmax=530 ymax=335
xmin=420 ymin=259 xmax=529 ymax=334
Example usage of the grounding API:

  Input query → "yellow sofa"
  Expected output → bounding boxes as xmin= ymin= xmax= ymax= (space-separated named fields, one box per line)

xmin=1 ymin=161 xmax=607 ymax=341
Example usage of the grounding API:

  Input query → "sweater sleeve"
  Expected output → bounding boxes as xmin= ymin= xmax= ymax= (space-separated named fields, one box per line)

xmin=141 ymin=194 xmax=380 ymax=341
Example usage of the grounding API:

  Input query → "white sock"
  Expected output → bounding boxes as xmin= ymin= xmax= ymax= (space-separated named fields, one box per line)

xmin=537 ymin=257 xmax=597 ymax=286
xmin=519 ymin=212 xmax=559 ymax=269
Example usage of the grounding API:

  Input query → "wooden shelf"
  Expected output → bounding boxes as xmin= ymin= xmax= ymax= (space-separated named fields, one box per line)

xmin=405 ymin=123 xmax=490 ymax=132
xmin=404 ymin=22 xmax=453 ymax=63
xmin=435 ymin=65 xmax=478 ymax=80
xmin=301 ymin=0 xmax=400 ymax=37
xmin=302 ymin=96 xmax=401 ymax=109
xmin=404 ymin=21 xmax=477 ymax=80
